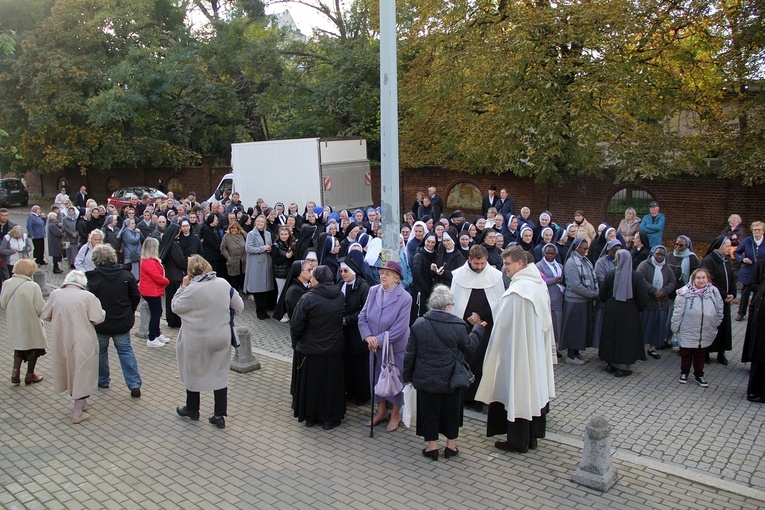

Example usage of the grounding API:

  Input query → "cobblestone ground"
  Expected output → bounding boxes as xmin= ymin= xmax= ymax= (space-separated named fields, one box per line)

xmin=1 ymin=207 xmax=764 ymax=508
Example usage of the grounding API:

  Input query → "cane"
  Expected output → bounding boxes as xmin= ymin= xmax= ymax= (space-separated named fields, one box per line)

xmin=370 ymin=348 xmax=377 ymax=438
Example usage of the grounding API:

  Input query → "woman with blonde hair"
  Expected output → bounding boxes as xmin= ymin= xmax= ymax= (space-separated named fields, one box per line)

xmin=0 ymin=225 xmax=33 ymax=275
xmin=139 ymin=237 xmax=170 ymax=348
xmin=1 ymin=259 xmax=47 ymax=385
xmin=220 ymin=221 xmax=247 ymax=292
xmin=617 ymin=208 xmax=641 ymax=249
xmin=174 ymin=255 xmax=244 ymax=429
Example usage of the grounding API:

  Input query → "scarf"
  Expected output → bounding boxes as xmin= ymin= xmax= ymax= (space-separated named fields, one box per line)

xmin=649 ymin=246 xmax=667 ymax=291
xmin=191 ymin=271 xmax=217 ymax=283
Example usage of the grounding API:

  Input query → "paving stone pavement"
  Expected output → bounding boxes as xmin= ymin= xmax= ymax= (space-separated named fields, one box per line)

xmin=1 ymin=207 xmax=764 ymax=508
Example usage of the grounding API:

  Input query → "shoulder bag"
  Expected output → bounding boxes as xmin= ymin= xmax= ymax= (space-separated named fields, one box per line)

xmin=374 ymin=332 xmax=403 ymax=397
xmin=425 ymin=319 xmax=475 ymax=392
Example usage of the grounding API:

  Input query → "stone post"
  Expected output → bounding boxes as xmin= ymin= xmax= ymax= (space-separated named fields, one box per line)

xmin=32 ymin=269 xmax=49 ymax=297
xmin=135 ymin=299 xmax=150 ymax=339
xmin=231 ymin=327 xmax=260 ymax=373
xmin=572 ymin=416 xmax=619 ymax=491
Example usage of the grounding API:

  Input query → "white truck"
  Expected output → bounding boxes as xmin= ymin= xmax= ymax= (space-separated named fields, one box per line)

xmin=209 ymin=137 xmax=373 ymax=211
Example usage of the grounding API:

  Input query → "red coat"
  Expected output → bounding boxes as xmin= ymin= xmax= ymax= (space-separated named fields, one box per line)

xmin=139 ymin=258 xmax=170 ymax=297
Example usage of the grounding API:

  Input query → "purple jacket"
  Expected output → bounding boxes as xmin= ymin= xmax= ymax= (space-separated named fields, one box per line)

xmin=358 ymin=283 xmax=412 ymax=355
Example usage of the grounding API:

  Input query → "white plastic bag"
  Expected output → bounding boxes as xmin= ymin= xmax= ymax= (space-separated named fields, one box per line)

xmin=402 ymin=383 xmax=417 ymax=428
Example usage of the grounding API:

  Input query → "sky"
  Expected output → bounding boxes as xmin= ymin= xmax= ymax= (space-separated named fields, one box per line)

xmin=264 ymin=1 xmax=338 ymax=36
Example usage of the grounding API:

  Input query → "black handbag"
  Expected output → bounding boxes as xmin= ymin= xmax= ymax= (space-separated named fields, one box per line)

xmin=424 ymin=319 xmax=475 ymax=391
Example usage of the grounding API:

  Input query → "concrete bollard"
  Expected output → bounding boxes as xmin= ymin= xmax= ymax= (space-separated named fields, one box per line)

xmin=32 ymin=269 xmax=49 ymax=297
xmin=572 ymin=415 xmax=619 ymax=491
xmin=231 ymin=327 xmax=261 ymax=373
xmin=135 ymin=299 xmax=150 ymax=339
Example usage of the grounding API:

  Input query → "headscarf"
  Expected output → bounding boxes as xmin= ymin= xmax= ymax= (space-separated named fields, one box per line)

xmin=705 ymin=236 xmax=726 ymax=257
xmin=312 ymin=265 xmax=334 ymax=283
xmin=648 ymin=245 xmax=667 ymax=290
xmin=421 ymin=232 xmax=437 ymax=253
xmin=538 ymin=227 xmax=553 ymax=246
xmin=346 ymin=249 xmax=376 ymax=285
xmin=273 ymin=260 xmax=306 ymax=319
xmin=613 ymin=249 xmax=634 ymax=302
xmin=294 ymin=224 xmax=317 ymax=260
xmin=518 ymin=225 xmax=534 ymax=251
xmin=599 ymin=239 xmax=622 ymax=260
xmin=365 ymin=237 xmax=382 ymax=266
xmin=158 ymin=223 xmax=180 ymax=260
xmin=672 ymin=235 xmax=694 ymax=284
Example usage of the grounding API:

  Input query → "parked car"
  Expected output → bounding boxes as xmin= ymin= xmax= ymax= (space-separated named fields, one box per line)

xmin=107 ymin=187 xmax=167 ymax=209
xmin=0 ymin=178 xmax=29 ymax=207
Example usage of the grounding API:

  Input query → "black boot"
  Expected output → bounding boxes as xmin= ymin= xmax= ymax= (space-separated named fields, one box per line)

xmin=52 ymin=263 xmax=63 ymax=274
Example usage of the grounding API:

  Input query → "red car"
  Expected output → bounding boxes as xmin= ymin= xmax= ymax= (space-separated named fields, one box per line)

xmin=107 ymin=187 xmax=167 ymax=209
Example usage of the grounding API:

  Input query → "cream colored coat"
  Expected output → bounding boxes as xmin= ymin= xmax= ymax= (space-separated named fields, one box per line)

xmin=41 ymin=284 xmax=106 ymax=399
xmin=0 ymin=275 xmax=47 ymax=351
xmin=173 ymin=277 xmax=244 ymax=392
xmin=476 ymin=264 xmax=556 ymax=421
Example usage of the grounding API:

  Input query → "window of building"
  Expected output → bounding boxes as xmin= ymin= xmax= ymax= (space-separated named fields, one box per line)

xmin=606 ymin=187 xmax=655 ymax=218
xmin=167 ymin=177 xmax=184 ymax=195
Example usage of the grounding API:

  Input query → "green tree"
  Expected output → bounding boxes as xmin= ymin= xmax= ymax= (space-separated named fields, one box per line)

xmin=396 ymin=0 xmax=749 ymax=182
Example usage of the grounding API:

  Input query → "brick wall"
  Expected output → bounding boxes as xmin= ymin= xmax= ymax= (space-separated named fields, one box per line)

xmin=16 ymin=163 xmax=764 ymax=245
xmin=375 ymin=167 xmax=765 ymax=246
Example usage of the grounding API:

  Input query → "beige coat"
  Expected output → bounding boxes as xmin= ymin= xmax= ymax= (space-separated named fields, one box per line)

xmin=173 ymin=277 xmax=244 ymax=392
xmin=0 ymin=275 xmax=47 ymax=351
xmin=220 ymin=232 xmax=247 ymax=276
xmin=573 ymin=219 xmax=596 ymax=242
xmin=41 ymin=283 xmax=106 ymax=399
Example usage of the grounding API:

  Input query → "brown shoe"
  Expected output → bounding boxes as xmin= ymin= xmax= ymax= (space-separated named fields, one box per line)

xmin=494 ymin=440 xmax=529 ymax=453
xmin=24 ymin=373 xmax=43 ymax=385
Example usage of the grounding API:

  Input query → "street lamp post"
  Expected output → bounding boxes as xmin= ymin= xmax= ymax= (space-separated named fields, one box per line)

xmin=379 ymin=0 xmax=400 ymax=261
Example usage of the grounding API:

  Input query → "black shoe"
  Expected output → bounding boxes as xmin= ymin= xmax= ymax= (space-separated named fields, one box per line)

xmin=747 ymin=395 xmax=764 ymax=403
xmin=208 ymin=415 xmax=225 ymax=429
xmin=614 ymin=369 xmax=633 ymax=377
xmin=52 ymin=267 xmax=63 ymax=274
xmin=494 ymin=440 xmax=528 ymax=453
xmin=98 ymin=383 xmax=110 ymax=389
xmin=176 ymin=406 xmax=199 ymax=421
xmin=717 ymin=355 xmax=728 ymax=365
xmin=736 ymin=314 xmax=746 ymax=322
xmin=322 ymin=420 xmax=340 ymax=430
xmin=39 ymin=261 xmax=48 ymax=266
xmin=444 ymin=447 xmax=459 ymax=458
xmin=529 ymin=439 xmax=539 ymax=450
xmin=604 ymin=364 xmax=615 ymax=373
xmin=422 ymin=448 xmax=439 ymax=461
xmin=305 ymin=418 xmax=316 ymax=428
xmin=648 ymin=351 xmax=661 ymax=359
xmin=556 ymin=351 xmax=563 ymax=359
xmin=130 ymin=388 xmax=141 ymax=398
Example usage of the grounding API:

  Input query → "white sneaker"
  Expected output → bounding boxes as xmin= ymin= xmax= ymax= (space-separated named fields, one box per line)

xmin=157 ymin=334 xmax=171 ymax=344
xmin=146 ymin=339 xmax=165 ymax=348
xmin=280 ymin=317 xmax=290 ymax=323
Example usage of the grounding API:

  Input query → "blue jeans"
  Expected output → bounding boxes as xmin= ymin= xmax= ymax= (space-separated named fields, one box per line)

xmin=97 ymin=332 xmax=142 ymax=389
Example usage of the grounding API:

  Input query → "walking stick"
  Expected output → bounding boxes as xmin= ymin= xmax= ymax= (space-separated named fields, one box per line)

xmin=370 ymin=348 xmax=377 ymax=438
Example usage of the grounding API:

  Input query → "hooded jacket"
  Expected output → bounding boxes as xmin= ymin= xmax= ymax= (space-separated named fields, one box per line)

xmin=86 ymin=263 xmax=140 ymax=335
xmin=290 ymin=282 xmax=345 ymax=356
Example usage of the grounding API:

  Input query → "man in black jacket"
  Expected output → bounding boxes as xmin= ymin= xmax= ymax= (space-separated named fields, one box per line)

xmin=86 ymin=244 xmax=142 ymax=397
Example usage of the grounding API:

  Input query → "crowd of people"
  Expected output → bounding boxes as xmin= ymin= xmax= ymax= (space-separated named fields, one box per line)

xmin=1 ymin=182 xmax=764 ymax=459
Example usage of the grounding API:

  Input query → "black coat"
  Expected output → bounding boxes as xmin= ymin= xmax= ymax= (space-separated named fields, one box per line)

xmin=340 ymin=278 xmax=371 ymax=354
xmin=86 ymin=264 xmax=140 ymax=335
xmin=701 ymin=252 xmax=736 ymax=351
xmin=412 ymin=248 xmax=437 ymax=296
xmin=177 ymin=232 xmax=205 ymax=259
xmin=598 ymin=270 xmax=650 ymax=365
xmin=271 ymin=239 xmax=292 ymax=279
xmin=161 ymin=241 xmax=187 ymax=283
xmin=102 ymin=226 xmax=122 ymax=253
xmin=434 ymin=248 xmax=465 ymax=287
xmin=200 ymin=224 xmax=223 ymax=262
xmin=290 ymin=282 xmax=345 ymax=356
xmin=403 ymin=309 xmax=484 ymax=393
xmin=743 ymin=259 xmax=765 ymax=363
